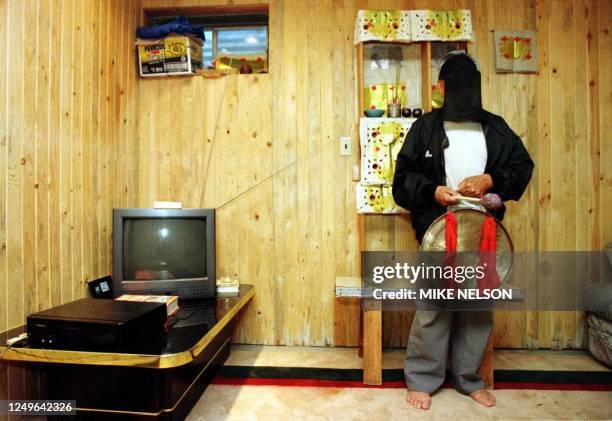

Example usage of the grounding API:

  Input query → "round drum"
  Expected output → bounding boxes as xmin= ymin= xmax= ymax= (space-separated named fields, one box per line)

xmin=421 ymin=209 xmax=514 ymax=284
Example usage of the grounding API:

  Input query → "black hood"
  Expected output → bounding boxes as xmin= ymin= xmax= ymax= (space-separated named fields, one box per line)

xmin=438 ymin=53 xmax=482 ymax=122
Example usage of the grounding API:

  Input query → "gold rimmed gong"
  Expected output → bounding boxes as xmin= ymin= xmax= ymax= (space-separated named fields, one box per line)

xmin=421 ymin=209 xmax=514 ymax=284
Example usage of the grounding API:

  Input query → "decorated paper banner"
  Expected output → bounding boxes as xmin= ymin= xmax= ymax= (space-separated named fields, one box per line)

xmin=494 ymin=30 xmax=538 ymax=73
xmin=360 ymin=118 xmax=413 ymax=186
xmin=354 ymin=10 xmax=412 ymax=44
xmin=363 ymin=83 xmax=409 ymax=112
xmin=355 ymin=10 xmax=473 ymax=44
xmin=357 ymin=184 xmax=406 ymax=214
xmin=409 ymin=10 xmax=473 ymax=41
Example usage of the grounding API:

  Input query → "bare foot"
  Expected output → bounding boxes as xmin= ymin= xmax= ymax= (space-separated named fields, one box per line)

xmin=406 ymin=391 xmax=431 ymax=410
xmin=469 ymin=389 xmax=496 ymax=407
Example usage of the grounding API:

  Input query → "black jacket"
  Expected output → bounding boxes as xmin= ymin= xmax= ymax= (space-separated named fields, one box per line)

xmin=392 ymin=108 xmax=534 ymax=242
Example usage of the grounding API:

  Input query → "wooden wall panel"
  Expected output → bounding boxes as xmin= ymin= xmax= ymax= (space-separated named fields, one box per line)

xmin=0 ymin=0 xmax=8 ymax=408
xmin=135 ymin=0 xmax=363 ymax=346
xmin=0 ymin=0 xmax=141 ymax=401
xmin=132 ymin=0 xmax=610 ymax=348
xmin=0 ymin=0 xmax=141 ymax=397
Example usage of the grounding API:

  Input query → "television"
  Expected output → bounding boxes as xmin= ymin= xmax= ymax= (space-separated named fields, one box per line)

xmin=113 ymin=208 xmax=216 ymax=299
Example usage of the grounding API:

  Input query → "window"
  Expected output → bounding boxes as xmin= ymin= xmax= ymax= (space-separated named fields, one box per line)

xmin=150 ymin=11 xmax=269 ymax=71
xmin=203 ymin=27 xmax=268 ymax=69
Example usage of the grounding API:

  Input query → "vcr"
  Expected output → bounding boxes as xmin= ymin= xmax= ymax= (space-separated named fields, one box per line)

xmin=27 ymin=298 xmax=167 ymax=353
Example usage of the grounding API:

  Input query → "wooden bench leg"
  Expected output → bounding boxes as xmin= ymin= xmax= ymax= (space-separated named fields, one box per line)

xmin=363 ymin=300 xmax=382 ymax=385
xmin=358 ymin=299 xmax=364 ymax=357
xmin=361 ymin=304 xmax=493 ymax=388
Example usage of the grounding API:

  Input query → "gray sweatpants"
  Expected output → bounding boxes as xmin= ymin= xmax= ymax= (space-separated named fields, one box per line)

xmin=404 ymin=310 xmax=492 ymax=395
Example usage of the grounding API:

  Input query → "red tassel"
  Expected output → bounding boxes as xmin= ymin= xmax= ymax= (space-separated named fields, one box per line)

xmin=478 ymin=216 xmax=501 ymax=291
xmin=444 ymin=212 xmax=457 ymax=289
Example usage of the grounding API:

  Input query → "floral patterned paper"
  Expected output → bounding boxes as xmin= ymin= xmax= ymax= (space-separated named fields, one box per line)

xmin=357 ymin=118 xmax=414 ymax=214
xmin=409 ymin=10 xmax=473 ymax=41
xmin=355 ymin=9 xmax=473 ymax=44
xmin=494 ymin=30 xmax=538 ymax=73
xmin=354 ymin=10 xmax=412 ymax=44
xmin=357 ymin=184 xmax=405 ymax=213
xmin=360 ymin=119 xmax=411 ymax=185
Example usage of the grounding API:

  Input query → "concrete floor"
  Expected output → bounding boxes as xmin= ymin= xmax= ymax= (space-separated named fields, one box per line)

xmin=187 ymin=346 xmax=612 ymax=421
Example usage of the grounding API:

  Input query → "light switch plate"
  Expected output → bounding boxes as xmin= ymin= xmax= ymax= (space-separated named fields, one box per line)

xmin=340 ymin=136 xmax=352 ymax=156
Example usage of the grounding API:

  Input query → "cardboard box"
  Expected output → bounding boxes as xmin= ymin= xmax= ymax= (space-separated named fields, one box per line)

xmin=137 ymin=39 xmax=166 ymax=76
xmin=137 ymin=35 xmax=203 ymax=77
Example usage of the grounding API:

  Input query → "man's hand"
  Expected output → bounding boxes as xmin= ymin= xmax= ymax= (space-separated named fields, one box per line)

xmin=435 ymin=186 xmax=460 ymax=206
xmin=457 ymin=174 xmax=493 ymax=198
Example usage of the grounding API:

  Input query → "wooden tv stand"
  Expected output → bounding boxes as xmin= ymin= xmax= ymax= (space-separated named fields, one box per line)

xmin=0 ymin=285 xmax=254 ymax=420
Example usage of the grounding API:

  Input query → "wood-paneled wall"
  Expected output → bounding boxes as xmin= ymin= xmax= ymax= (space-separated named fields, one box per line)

xmin=0 ymin=0 xmax=141 ymax=402
xmin=138 ymin=0 xmax=359 ymax=346
xmin=0 ymin=0 xmax=140 ymax=332
xmin=0 ymin=0 xmax=609 ymax=356
xmin=135 ymin=0 xmax=610 ymax=348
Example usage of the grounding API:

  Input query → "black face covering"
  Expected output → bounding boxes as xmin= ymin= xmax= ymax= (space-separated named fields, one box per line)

xmin=438 ymin=54 xmax=482 ymax=122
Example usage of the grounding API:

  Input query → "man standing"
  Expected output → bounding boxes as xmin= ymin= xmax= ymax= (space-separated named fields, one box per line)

xmin=392 ymin=53 xmax=534 ymax=410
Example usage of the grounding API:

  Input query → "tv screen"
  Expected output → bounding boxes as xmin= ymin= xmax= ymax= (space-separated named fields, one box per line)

xmin=113 ymin=208 xmax=215 ymax=299
xmin=123 ymin=218 xmax=207 ymax=281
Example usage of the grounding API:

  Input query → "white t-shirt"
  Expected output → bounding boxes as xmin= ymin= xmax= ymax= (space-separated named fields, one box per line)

xmin=443 ymin=121 xmax=487 ymax=211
